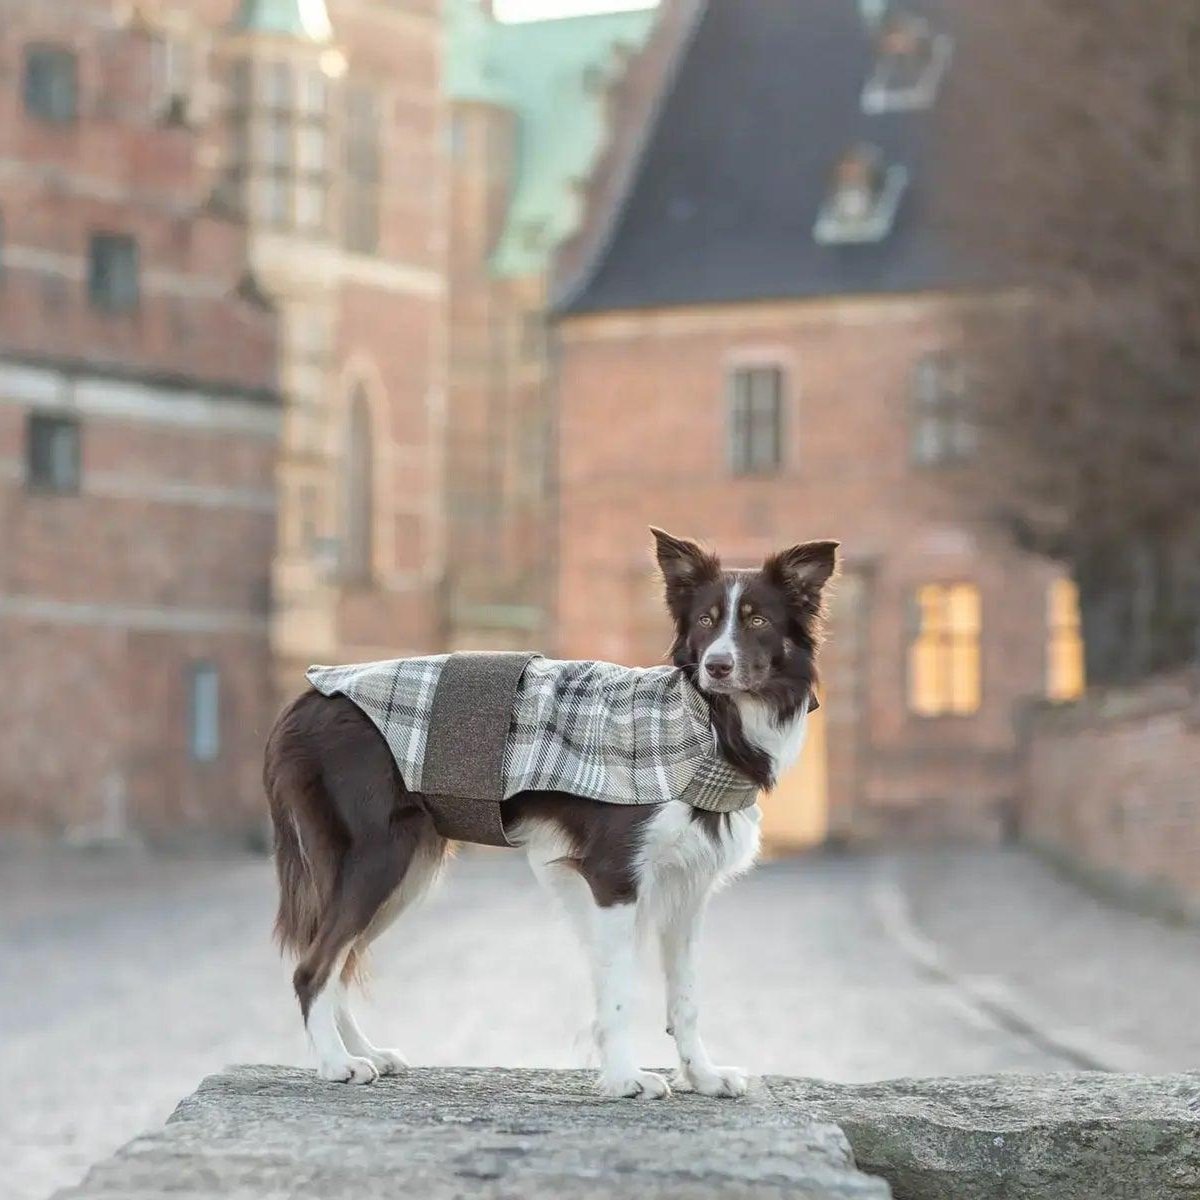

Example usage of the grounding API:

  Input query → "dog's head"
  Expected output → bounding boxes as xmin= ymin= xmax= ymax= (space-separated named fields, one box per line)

xmin=650 ymin=527 xmax=839 ymax=699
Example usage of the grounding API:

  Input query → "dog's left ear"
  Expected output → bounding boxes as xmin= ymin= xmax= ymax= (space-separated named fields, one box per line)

xmin=763 ymin=540 xmax=840 ymax=601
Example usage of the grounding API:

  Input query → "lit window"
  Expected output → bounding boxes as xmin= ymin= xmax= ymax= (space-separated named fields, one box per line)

xmin=188 ymin=663 xmax=221 ymax=763
xmin=862 ymin=11 xmax=953 ymax=114
xmin=343 ymin=84 xmax=382 ymax=254
xmin=26 ymin=414 xmax=81 ymax=494
xmin=729 ymin=366 xmax=784 ymax=475
xmin=813 ymin=144 xmax=908 ymax=245
xmin=24 ymin=45 xmax=78 ymax=124
xmin=1047 ymin=578 xmax=1086 ymax=701
xmin=912 ymin=354 xmax=975 ymax=467
xmin=908 ymin=583 xmax=982 ymax=716
xmin=88 ymin=234 xmax=139 ymax=312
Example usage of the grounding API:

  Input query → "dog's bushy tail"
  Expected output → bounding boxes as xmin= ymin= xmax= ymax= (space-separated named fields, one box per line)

xmin=264 ymin=698 xmax=341 ymax=960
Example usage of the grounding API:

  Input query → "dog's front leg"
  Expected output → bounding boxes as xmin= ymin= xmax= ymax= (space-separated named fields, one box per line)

xmin=588 ymin=903 xmax=670 ymax=1099
xmin=660 ymin=892 xmax=748 ymax=1098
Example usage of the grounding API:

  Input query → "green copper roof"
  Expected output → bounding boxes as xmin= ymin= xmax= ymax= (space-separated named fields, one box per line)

xmin=446 ymin=1 xmax=658 ymax=278
xmin=233 ymin=0 xmax=333 ymax=42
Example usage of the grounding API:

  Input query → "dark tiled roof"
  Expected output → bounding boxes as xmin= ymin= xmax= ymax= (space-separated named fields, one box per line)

xmin=560 ymin=0 xmax=973 ymax=314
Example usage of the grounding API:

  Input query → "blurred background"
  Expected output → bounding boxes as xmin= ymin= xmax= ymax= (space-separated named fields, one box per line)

xmin=2 ymin=0 xmax=1198 ymax=1197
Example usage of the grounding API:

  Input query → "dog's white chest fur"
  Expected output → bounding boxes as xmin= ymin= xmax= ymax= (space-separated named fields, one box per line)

xmin=637 ymin=800 xmax=762 ymax=906
xmin=733 ymin=694 xmax=810 ymax=788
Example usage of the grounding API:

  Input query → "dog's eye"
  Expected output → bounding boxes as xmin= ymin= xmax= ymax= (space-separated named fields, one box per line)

xmin=748 ymin=615 xmax=768 ymax=628
xmin=697 ymin=615 xmax=714 ymax=628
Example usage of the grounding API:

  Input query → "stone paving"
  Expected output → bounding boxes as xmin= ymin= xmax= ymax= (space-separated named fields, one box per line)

xmin=0 ymin=845 xmax=1091 ymax=1200
xmin=898 ymin=846 xmax=1200 ymax=1074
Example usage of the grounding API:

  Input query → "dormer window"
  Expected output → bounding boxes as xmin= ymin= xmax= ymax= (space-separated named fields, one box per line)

xmin=862 ymin=11 xmax=952 ymax=114
xmin=813 ymin=144 xmax=908 ymax=245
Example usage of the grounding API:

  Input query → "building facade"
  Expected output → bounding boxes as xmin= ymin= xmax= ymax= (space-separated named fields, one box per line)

xmin=0 ymin=0 xmax=444 ymax=839
xmin=553 ymin=0 xmax=1083 ymax=844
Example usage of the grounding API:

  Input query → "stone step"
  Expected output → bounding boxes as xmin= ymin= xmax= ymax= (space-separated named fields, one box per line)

xmin=54 ymin=1066 xmax=1200 ymax=1199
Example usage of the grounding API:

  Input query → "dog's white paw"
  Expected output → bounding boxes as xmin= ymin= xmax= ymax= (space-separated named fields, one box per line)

xmin=366 ymin=1049 xmax=408 ymax=1076
xmin=318 ymin=1056 xmax=379 ymax=1085
xmin=597 ymin=1070 xmax=672 ymax=1100
xmin=678 ymin=1065 xmax=749 ymax=1099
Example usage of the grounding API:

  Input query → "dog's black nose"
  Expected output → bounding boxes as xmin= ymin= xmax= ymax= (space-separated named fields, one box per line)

xmin=705 ymin=653 xmax=734 ymax=680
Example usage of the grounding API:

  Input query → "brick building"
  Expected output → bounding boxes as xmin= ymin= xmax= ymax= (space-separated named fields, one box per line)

xmin=552 ymin=0 xmax=1084 ymax=844
xmin=1 ymin=0 xmax=1088 ymax=847
xmin=0 ymin=0 xmax=444 ymax=838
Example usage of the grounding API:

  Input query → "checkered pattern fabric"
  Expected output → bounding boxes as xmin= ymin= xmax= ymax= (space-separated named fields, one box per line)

xmin=305 ymin=655 xmax=761 ymax=814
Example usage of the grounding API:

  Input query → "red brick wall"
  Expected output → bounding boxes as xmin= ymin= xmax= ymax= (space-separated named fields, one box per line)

xmin=0 ymin=385 xmax=278 ymax=837
xmin=556 ymin=298 xmax=1063 ymax=839
xmin=0 ymin=3 xmax=280 ymax=837
xmin=1023 ymin=673 xmax=1200 ymax=911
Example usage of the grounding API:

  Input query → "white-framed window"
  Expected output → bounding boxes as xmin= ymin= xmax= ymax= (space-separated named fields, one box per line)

xmin=728 ymin=365 xmax=785 ymax=476
xmin=862 ymin=12 xmax=953 ymax=115
xmin=813 ymin=144 xmax=908 ymax=246
xmin=911 ymin=353 xmax=975 ymax=467
xmin=188 ymin=663 xmax=221 ymax=763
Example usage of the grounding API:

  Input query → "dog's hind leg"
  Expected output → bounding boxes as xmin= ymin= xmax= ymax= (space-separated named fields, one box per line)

xmin=296 ymin=813 xmax=442 ymax=1083
xmin=333 ymin=829 xmax=446 ymax=1076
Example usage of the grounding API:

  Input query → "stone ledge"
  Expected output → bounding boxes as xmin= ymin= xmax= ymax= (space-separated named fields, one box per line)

xmin=54 ymin=1066 xmax=1200 ymax=1200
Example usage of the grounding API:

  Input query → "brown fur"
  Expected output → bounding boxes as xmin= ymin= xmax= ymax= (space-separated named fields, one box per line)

xmin=265 ymin=690 xmax=449 ymax=1020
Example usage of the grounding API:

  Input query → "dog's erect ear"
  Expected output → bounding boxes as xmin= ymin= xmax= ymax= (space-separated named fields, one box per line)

xmin=650 ymin=527 xmax=720 ymax=594
xmin=763 ymin=540 xmax=840 ymax=600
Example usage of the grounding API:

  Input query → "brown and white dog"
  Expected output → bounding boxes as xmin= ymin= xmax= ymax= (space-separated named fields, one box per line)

xmin=264 ymin=528 xmax=838 ymax=1098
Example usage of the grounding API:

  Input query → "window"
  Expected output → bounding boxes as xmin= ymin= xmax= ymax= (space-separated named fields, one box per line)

xmin=26 ymin=414 xmax=81 ymax=494
xmin=188 ymin=663 xmax=221 ymax=763
xmin=813 ymin=144 xmax=908 ymax=245
xmin=343 ymin=84 xmax=382 ymax=254
xmin=88 ymin=234 xmax=139 ymax=312
xmin=911 ymin=354 xmax=974 ymax=466
xmin=908 ymin=583 xmax=982 ymax=716
xmin=341 ymin=386 xmax=374 ymax=582
xmin=862 ymin=11 xmax=953 ymax=114
xmin=729 ymin=366 xmax=784 ymax=475
xmin=24 ymin=45 xmax=78 ymax=124
xmin=1047 ymin=578 xmax=1086 ymax=701
xmin=151 ymin=34 xmax=196 ymax=125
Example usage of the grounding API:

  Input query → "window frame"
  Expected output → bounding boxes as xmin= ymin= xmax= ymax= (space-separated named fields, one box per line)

xmin=911 ymin=352 xmax=974 ymax=468
xmin=23 ymin=43 xmax=79 ymax=125
xmin=727 ymin=363 xmax=787 ymax=477
xmin=906 ymin=581 xmax=983 ymax=718
xmin=1046 ymin=578 xmax=1086 ymax=702
xmin=342 ymin=81 xmax=383 ymax=255
xmin=25 ymin=412 xmax=82 ymax=495
xmin=813 ymin=147 xmax=909 ymax=246
xmin=861 ymin=21 xmax=953 ymax=115
xmin=88 ymin=232 xmax=140 ymax=314
xmin=188 ymin=662 xmax=221 ymax=764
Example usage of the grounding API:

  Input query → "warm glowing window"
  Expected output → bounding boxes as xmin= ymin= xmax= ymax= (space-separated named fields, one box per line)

xmin=1046 ymin=578 xmax=1085 ymax=701
xmin=908 ymin=583 xmax=982 ymax=716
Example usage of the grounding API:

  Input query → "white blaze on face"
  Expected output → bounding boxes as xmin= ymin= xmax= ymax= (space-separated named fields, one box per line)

xmin=702 ymin=577 xmax=743 ymax=685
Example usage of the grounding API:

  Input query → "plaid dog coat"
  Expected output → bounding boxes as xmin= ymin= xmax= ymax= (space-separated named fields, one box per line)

xmin=306 ymin=652 xmax=763 ymax=847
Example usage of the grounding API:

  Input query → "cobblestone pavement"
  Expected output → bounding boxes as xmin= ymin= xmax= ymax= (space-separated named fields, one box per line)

xmin=898 ymin=846 xmax=1200 ymax=1074
xmin=3 ymin=846 xmax=1070 ymax=1200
